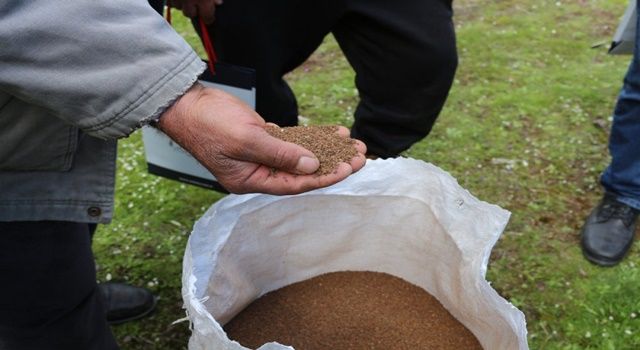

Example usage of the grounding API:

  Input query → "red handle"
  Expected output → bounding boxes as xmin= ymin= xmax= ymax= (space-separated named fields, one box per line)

xmin=165 ymin=1 xmax=217 ymax=75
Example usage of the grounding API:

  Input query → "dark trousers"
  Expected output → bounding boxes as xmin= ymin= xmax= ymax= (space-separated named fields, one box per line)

xmin=148 ymin=0 xmax=164 ymax=15
xmin=0 ymin=221 xmax=118 ymax=350
xmin=204 ymin=0 xmax=457 ymax=158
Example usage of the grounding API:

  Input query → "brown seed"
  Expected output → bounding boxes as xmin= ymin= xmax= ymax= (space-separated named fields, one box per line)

xmin=223 ymin=271 xmax=483 ymax=350
xmin=265 ymin=125 xmax=358 ymax=175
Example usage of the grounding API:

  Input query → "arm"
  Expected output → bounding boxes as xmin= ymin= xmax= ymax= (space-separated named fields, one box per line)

xmin=0 ymin=0 xmax=204 ymax=139
xmin=0 ymin=0 xmax=366 ymax=194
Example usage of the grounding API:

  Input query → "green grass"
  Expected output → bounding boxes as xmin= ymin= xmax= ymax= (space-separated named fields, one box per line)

xmin=94 ymin=1 xmax=640 ymax=348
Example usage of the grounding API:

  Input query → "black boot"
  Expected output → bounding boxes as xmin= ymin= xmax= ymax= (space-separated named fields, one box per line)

xmin=99 ymin=282 xmax=158 ymax=325
xmin=580 ymin=194 xmax=639 ymax=267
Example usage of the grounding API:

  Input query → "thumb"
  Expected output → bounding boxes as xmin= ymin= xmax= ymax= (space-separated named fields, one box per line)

xmin=244 ymin=128 xmax=320 ymax=174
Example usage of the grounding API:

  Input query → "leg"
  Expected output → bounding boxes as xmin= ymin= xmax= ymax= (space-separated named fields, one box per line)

xmin=600 ymin=55 xmax=640 ymax=210
xmin=0 ymin=221 xmax=118 ymax=350
xmin=203 ymin=0 xmax=344 ymax=125
xmin=580 ymin=1 xmax=640 ymax=266
xmin=333 ymin=0 xmax=457 ymax=157
xmin=89 ymin=224 xmax=157 ymax=325
xmin=147 ymin=0 xmax=165 ymax=15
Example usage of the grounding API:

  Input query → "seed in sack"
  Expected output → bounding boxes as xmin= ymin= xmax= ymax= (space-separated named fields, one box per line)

xmin=265 ymin=125 xmax=358 ymax=175
xmin=223 ymin=271 xmax=483 ymax=350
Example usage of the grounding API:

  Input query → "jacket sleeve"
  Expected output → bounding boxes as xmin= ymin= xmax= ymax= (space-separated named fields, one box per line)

xmin=0 ymin=0 xmax=205 ymax=139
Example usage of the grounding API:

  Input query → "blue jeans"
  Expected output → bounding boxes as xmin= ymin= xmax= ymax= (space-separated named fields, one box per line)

xmin=601 ymin=1 xmax=640 ymax=211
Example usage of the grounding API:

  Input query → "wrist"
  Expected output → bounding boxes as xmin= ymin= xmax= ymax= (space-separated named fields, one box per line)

xmin=157 ymin=83 xmax=205 ymax=130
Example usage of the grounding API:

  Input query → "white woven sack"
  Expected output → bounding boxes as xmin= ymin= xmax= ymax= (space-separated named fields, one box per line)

xmin=182 ymin=158 xmax=529 ymax=350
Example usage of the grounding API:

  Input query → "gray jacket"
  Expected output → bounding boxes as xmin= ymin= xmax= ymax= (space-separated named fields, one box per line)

xmin=0 ymin=1 xmax=205 ymax=223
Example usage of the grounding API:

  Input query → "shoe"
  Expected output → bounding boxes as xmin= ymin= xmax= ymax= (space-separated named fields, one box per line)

xmin=580 ymin=194 xmax=639 ymax=266
xmin=99 ymin=282 xmax=158 ymax=325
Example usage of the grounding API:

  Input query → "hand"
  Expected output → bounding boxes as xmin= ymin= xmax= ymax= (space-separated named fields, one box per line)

xmin=170 ymin=0 xmax=223 ymax=24
xmin=157 ymin=84 xmax=367 ymax=195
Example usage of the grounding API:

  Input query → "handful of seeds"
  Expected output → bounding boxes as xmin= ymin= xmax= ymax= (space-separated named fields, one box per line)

xmin=265 ymin=125 xmax=358 ymax=175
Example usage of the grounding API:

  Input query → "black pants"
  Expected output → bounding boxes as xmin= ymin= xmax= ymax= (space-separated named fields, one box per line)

xmin=148 ymin=0 xmax=164 ymax=15
xmin=204 ymin=0 xmax=457 ymax=158
xmin=0 ymin=221 xmax=118 ymax=350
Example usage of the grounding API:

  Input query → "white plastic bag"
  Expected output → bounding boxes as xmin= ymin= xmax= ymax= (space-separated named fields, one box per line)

xmin=182 ymin=158 xmax=528 ymax=350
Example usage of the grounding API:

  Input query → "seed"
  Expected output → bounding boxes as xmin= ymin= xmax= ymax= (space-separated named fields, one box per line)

xmin=224 ymin=271 xmax=482 ymax=349
xmin=266 ymin=125 xmax=358 ymax=175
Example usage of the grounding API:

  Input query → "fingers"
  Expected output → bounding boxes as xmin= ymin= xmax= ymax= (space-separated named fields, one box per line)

xmin=352 ymin=139 xmax=367 ymax=156
xmin=334 ymin=125 xmax=350 ymax=137
xmin=241 ymin=128 xmax=321 ymax=175
xmin=224 ymin=151 xmax=369 ymax=195
xmin=182 ymin=1 xmax=197 ymax=18
xmin=335 ymin=126 xmax=367 ymax=155
xmin=270 ymin=163 xmax=355 ymax=195
xmin=228 ymin=130 xmax=367 ymax=195
xmin=175 ymin=0 xmax=218 ymax=23
xmin=347 ymin=150 xmax=367 ymax=174
xmin=245 ymin=124 xmax=367 ymax=176
xmin=198 ymin=0 xmax=217 ymax=24
xmin=232 ymin=162 xmax=356 ymax=195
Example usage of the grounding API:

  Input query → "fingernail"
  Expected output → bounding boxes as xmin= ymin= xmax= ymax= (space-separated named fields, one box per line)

xmin=296 ymin=156 xmax=319 ymax=174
